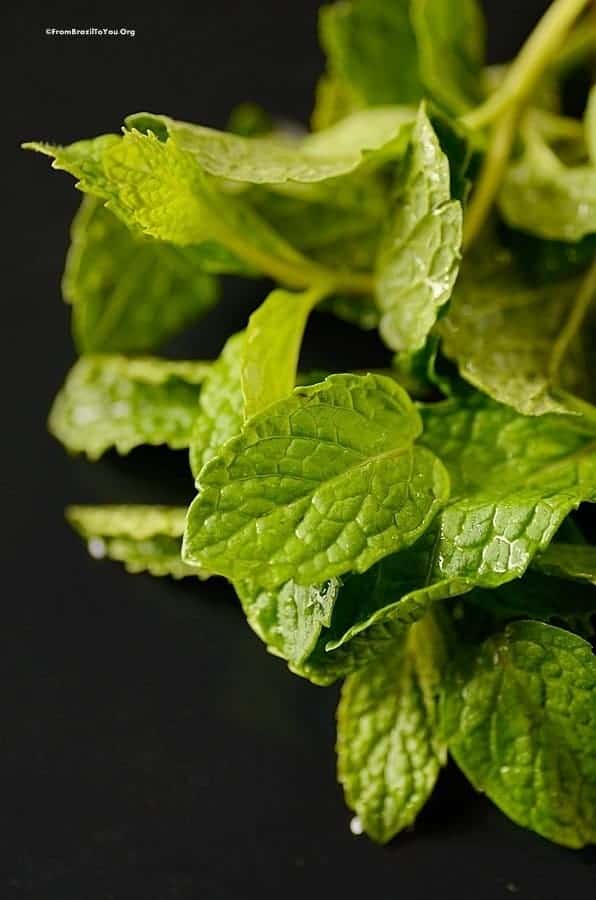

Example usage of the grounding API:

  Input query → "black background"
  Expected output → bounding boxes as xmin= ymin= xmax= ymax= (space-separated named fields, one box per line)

xmin=3 ymin=2 xmax=596 ymax=898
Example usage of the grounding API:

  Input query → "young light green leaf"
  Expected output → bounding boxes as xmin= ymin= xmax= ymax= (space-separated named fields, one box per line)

xmin=126 ymin=106 xmax=416 ymax=185
xmin=50 ymin=355 xmax=209 ymax=459
xmin=439 ymin=244 xmax=593 ymax=415
xmin=532 ymin=542 xmax=596 ymax=585
xmin=375 ymin=107 xmax=463 ymax=352
xmin=23 ymin=135 xmax=121 ymax=197
xmin=64 ymin=197 xmax=219 ymax=354
xmin=241 ymin=286 xmax=328 ymax=419
xmin=337 ymin=612 xmax=448 ymax=843
xmin=410 ymin=0 xmax=485 ymax=115
xmin=318 ymin=0 xmax=423 ymax=108
xmin=442 ymin=621 xmax=596 ymax=848
xmin=183 ymin=373 xmax=450 ymax=590
xmin=67 ymin=505 xmax=205 ymax=579
xmin=189 ymin=332 xmax=245 ymax=478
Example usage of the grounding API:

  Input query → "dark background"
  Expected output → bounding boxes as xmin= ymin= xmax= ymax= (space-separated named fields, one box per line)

xmin=3 ymin=2 xmax=596 ymax=898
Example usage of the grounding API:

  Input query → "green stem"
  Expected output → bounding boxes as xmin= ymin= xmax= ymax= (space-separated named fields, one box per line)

xmin=549 ymin=257 xmax=596 ymax=382
xmin=463 ymin=108 xmax=518 ymax=249
xmin=219 ymin=226 xmax=375 ymax=295
xmin=461 ymin=0 xmax=591 ymax=131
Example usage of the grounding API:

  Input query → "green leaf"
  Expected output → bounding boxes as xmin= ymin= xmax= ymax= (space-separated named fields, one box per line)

xmin=189 ymin=332 xmax=245 ymax=478
xmin=532 ymin=542 xmax=596 ymax=585
xmin=64 ymin=197 xmax=218 ymax=354
xmin=318 ymin=0 xmax=424 ymax=108
xmin=236 ymin=578 xmax=339 ymax=668
xmin=499 ymin=145 xmax=596 ymax=242
xmin=299 ymin=392 xmax=596 ymax=668
xmin=442 ymin=621 xmax=596 ymax=848
xmin=27 ymin=130 xmax=315 ymax=283
xmin=337 ymin=612 xmax=448 ymax=843
xmin=410 ymin=0 xmax=485 ymax=115
xmin=126 ymin=106 xmax=416 ymax=185
xmin=439 ymin=244 xmax=593 ymax=415
xmin=375 ymin=107 xmax=462 ymax=352
xmin=241 ymin=286 xmax=327 ymax=420
xmin=311 ymin=73 xmax=361 ymax=131
xmin=50 ymin=355 xmax=209 ymax=459
xmin=23 ymin=135 xmax=121 ymax=197
xmin=67 ymin=505 xmax=205 ymax=579
xmin=183 ymin=373 xmax=450 ymax=590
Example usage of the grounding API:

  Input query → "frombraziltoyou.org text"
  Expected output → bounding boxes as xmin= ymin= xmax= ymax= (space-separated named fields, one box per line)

xmin=45 ymin=27 xmax=136 ymax=37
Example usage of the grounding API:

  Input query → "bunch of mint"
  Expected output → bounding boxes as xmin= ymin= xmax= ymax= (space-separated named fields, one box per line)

xmin=26 ymin=0 xmax=596 ymax=848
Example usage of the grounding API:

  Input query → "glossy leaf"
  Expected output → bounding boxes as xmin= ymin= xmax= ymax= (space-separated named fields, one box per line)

xmin=337 ymin=613 xmax=448 ymax=842
xmin=442 ymin=621 xmax=596 ymax=848
xmin=375 ymin=107 xmax=462 ymax=352
xmin=183 ymin=374 xmax=449 ymax=589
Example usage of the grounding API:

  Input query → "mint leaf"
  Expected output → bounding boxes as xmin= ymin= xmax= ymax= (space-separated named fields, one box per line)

xmin=50 ymin=356 xmax=209 ymax=459
xmin=318 ymin=0 xmax=424 ymax=108
xmin=67 ymin=505 xmax=205 ymax=579
xmin=236 ymin=578 xmax=339 ymax=668
xmin=337 ymin=612 xmax=448 ymax=842
xmin=439 ymin=244 xmax=592 ymax=415
xmin=64 ymin=197 xmax=218 ymax=354
xmin=242 ymin=286 xmax=327 ymax=419
xmin=189 ymin=332 xmax=245 ymax=478
xmin=23 ymin=135 xmax=121 ymax=197
xmin=499 ymin=144 xmax=596 ymax=243
xmin=410 ymin=0 xmax=485 ymax=115
xmin=375 ymin=107 xmax=462 ymax=352
xmin=532 ymin=542 xmax=596 ymax=585
xmin=183 ymin=374 xmax=449 ymax=589
xmin=127 ymin=106 xmax=415 ymax=185
xmin=299 ymin=393 xmax=596 ymax=663
xmin=442 ymin=621 xmax=596 ymax=848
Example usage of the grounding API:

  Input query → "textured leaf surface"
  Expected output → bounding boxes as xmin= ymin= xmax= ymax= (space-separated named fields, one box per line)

xmin=295 ymin=393 xmax=596 ymax=671
xmin=50 ymin=355 xmax=209 ymax=459
xmin=189 ymin=332 xmax=245 ymax=478
xmin=27 ymin=132 xmax=311 ymax=280
xmin=337 ymin=613 xmax=448 ymax=842
xmin=439 ymin=245 xmax=590 ymax=415
xmin=127 ymin=107 xmax=416 ymax=184
xmin=442 ymin=621 xmax=596 ymax=848
xmin=183 ymin=374 xmax=449 ymax=589
xmin=236 ymin=578 xmax=339 ymax=668
xmin=64 ymin=197 xmax=218 ymax=353
xmin=318 ymin=0 xmax=423 ymax=108
xmin=410 ymin=0 xmax=485 ymax=115
xmin=375 ymin=108 xmax=462 ymax=352
xmin=67 ymin=505 xmax=204 ymax=579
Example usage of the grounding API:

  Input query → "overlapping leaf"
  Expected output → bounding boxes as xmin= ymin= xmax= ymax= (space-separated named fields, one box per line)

xmin=442 ymin=621 xmax=596 ymax=848
xmin=64 ymin=197 xmax=219 ymax=353
xmin=50 ymin=355 xmax=209 ymax=458
xmin=67 ymin=505 xmax=205 ymax=579
xmin=183 ymin=374 xmax=449 ymax=589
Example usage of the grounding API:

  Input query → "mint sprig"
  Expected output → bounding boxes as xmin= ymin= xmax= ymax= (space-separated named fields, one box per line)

xmin=26 ymin=0 xmax=596 ymax=849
